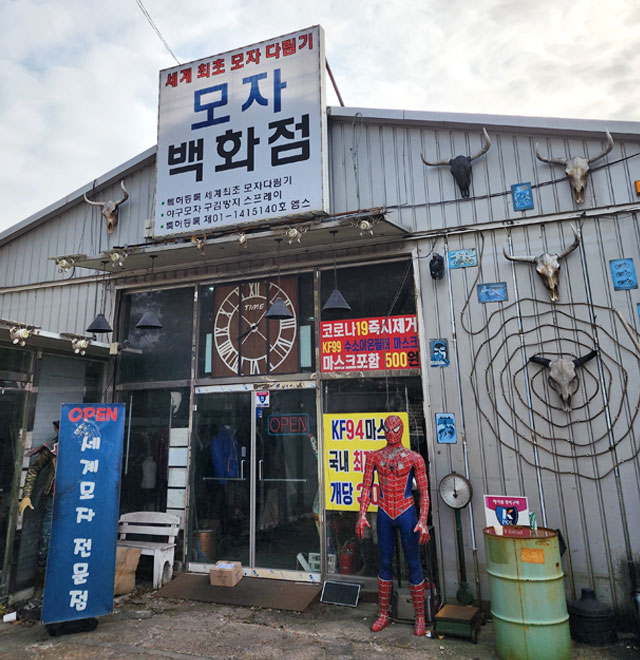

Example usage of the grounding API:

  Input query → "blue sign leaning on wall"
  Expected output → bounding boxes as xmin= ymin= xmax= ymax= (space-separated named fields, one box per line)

xmin=42 ymin=403 xmax=125 ymax=624
xmin=609 ymin=258 xmax=638 ymax=291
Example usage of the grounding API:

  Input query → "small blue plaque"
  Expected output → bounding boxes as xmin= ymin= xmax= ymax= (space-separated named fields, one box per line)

xmin=477 ymin=282 xmax=508 ymax=303
xmin=511 ymin=182 xmax=534 ymax=211
xmin=436 ymin=413 xmax=456 ymax=444
xmin=430 ymin=339 xmax=449 ymax=367
xmin=610 ymin=258 xmax=638 ymax=290
xmin=448 ymin=249 xmax=478 ymax=269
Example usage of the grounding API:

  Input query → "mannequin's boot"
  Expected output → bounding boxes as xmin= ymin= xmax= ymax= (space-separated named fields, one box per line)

xmin=410 ymin=581 xmax=426 ymax=636
xmin=371 ymin=578 xmax=392 ymax=632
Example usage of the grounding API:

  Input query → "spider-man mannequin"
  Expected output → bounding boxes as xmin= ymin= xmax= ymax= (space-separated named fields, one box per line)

xmin=355 ymin=414 xmax=430 ymax=636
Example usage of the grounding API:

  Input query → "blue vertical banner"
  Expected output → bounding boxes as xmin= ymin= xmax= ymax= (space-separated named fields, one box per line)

xmin=42 ymin=403 xmax=125 ymax=624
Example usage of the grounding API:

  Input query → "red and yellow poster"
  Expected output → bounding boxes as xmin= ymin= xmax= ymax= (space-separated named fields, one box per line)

xmin=323 ymin=412 xmax=410 ymax=512
xmin=320 ymin=315 xmax=420 ymax=372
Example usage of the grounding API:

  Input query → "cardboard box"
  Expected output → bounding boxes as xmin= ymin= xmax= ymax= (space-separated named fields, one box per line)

xmin=114 ymin=546 xmax=141 ymax=596
xmin=210 ymin=561 xmax=242 ymax=587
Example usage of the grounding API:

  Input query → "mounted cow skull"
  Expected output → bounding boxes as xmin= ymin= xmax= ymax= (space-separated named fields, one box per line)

xmin=529 ymin=349 xmax=598 ymax=412
xmin=503 ymin=225 xmax=581 ymax=302
xmin=535 ymin=131 xmax=614 ymax=204
xmin=84 ymin=180 xmax=129 ymax=234
xmin=421 ymin=128 xmax=491 ymax=198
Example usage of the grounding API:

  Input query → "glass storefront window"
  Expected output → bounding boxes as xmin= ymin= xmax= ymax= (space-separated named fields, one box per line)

xmin=320 ymin=260 xmax=415 ymax=321
xmin=0 ymin=346 xmax=31 ymax=374
xmin=322 ymin=377 xmax=430 ymax=582
xmin=117 ymin=388 xmax=189 ymax=517
xmin=197 ymin=273 xmax=315 ymax=379
xmin=118 ymin=287 xmax=194 ymax=383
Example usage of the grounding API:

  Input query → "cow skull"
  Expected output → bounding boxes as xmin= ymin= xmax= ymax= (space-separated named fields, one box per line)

xmin=529 ymin=349 xmax=598 ymax=411
xmin=503 ymin=225 xmax=581 ymax=302
xmin=535 ymin=131 xmax=614 ymax=204
xmin=84 ymin=180 xmax=129 ymax=234
xmin=421 ymin=128 xmax=491 ymax=198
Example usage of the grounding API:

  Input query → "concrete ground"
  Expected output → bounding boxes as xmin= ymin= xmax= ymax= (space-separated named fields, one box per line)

xmin=1 ymin=584 xmax=638 ymax=660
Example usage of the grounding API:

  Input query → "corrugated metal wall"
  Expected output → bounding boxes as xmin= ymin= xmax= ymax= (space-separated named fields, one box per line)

xmin=1 ymin=111 xmax=639 ymax=615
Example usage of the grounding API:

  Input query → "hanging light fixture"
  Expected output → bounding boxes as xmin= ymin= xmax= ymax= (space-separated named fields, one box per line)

xmin=87 ymin=261 xmax=113 ymax=334
xmin=136 ymin=255 xmax=163 ymax=330
xmin=322 ymin=230 xmax=351 ymax=312
xmin=265 ymin=239 xmax=294 ymax=320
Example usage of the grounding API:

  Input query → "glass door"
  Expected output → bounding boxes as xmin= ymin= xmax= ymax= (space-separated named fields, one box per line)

xmin=190 ymin=389 xmax=252 ymax=566
xmin=188 ymin=384 xmax=319 ymax=577
xmin=254 ymin=388 xmax=319 ymax=571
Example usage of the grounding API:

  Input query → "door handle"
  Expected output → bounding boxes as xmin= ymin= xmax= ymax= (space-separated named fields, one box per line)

xmin=240 ymin=459 xmax=246 ymax=480
xmin=258 ymin=459 xmax=263 ymax=481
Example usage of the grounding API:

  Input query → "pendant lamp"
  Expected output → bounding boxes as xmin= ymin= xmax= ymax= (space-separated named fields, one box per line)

xmin=322 ymin=230 xmax=351 ymax=312
xmin=87 ymin=261 xmax=113 ymax=334
xmin=266 ymin=238 xmax=294 ymax=320
xmin=136 ymin=255 xmax=163 ymax=330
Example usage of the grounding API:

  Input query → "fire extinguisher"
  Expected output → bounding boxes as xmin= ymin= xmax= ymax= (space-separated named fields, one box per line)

xmin=340 ymin=538 xmax=358 ymax=575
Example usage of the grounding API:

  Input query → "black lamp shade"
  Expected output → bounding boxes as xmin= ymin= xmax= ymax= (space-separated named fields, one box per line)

xmin=322 ymin=289 xmax=351 ymax=312
xmin=265 ymin=296 xmax=293 ymax=320
xmin=87 ymin=313 xmax=112 ymax=334
xmin=136 ymin=310 xmax=163 ymax=330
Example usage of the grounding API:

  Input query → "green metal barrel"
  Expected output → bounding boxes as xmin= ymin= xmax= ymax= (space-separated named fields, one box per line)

xmin=484 ymin=526 xmax=572 ymax=660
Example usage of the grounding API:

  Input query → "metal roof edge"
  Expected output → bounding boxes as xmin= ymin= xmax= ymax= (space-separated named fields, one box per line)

xmin=0 ymin=145 xmax=157 ymax=248
xmin=327 ymin=106 xmax=640 ymax=137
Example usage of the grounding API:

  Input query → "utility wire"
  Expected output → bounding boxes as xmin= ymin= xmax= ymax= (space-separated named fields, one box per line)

xmin=135 ymin=0 xmax=181 ymax=66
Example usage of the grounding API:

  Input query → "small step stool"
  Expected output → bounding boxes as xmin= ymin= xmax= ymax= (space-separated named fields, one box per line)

xmin=434 ymin=604 xmax=482 ymax=643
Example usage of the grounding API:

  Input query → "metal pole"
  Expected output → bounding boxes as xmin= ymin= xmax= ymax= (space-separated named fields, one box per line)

xmin=444 ymin=237 xmax=479 ymax=601
xmin=506 ymin=234 xmax=548 ymax=526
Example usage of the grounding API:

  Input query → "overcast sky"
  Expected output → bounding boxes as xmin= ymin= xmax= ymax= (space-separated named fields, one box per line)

xmin=1 ymin=0 xmax=638 ymax=233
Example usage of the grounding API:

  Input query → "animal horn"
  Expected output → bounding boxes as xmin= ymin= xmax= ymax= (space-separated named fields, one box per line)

xmin=503 ymin=243 xmax=536 ymax=263
xmin=529 ymin=355 xmax=552 ymax=367
xmin=114 ymin=180 xmax=129 ymax=208
xmin=83 ymin=191 xmax=103 ymax=207
xmin=587 ymin=130 xmax=614 ymax=164
xmin=420 ymin=153 xmax=450 ymax=167
xmin=468 ymin=128 xmax=491 ymax=162
xmin=535 ymin=141 xmax=567 ymax=167
xmin=573 ymin=348 xmax=598 ymax=367
xmin=556 ymin=224 xmax=581 ymax=260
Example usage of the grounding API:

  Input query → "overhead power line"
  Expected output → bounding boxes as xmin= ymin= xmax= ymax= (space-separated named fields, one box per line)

xmin=135 ymin=0 xmax=181 ymax=66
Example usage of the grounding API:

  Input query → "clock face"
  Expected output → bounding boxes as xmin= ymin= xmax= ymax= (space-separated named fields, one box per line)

xmin=213 ymin=278 xmax=298 ymax=376
xmin=438 ymin=473 xmax=473 ymax=509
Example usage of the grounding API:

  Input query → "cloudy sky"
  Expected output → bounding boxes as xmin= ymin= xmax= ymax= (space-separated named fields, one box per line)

xmin=1 ymin=0 xmax=638 ymax=233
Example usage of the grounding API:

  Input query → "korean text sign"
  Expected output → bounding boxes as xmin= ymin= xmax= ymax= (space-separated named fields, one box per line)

xmin=323 ymin=412 xmax=410 ymax=512
xmin=320 ymin=315 xmax=420 ymax=372
xmin=42 ymin=404 xmax=125 ymax=624
xmin=484 ymin=494 xmax=529 ymax=527
xmin=155 ymin=26 xmax=328 ymax=237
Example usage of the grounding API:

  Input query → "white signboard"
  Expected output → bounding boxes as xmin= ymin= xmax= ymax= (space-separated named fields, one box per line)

xmin=154 ymin=26 xmax=328 ymax=238
xmin=484 ymin=494 xmax=529 ymax=527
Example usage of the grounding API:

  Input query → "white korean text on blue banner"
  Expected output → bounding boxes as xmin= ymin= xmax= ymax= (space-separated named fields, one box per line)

xmin=42 ymin=404 xmax=125 ymax=624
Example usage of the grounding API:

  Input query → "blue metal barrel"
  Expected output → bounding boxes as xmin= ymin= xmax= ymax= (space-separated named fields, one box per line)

xmin=483 ymin=526 xmax=572 ymax=660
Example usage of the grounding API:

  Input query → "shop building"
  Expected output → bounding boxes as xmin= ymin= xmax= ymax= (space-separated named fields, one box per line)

xmin=1 ymin=31 xmax=639 ymax=626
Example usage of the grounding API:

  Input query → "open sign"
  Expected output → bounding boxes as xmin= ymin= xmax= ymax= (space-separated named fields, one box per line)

xmin=267 ymin=413 xmax=309 ymax=436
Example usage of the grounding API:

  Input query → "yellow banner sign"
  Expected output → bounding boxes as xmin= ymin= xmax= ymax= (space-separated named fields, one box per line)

xmin=323 ymin=412 xmax=410 ymax=512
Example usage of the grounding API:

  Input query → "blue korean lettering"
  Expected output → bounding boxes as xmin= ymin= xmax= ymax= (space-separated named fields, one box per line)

xmin=192 ymin=84 xmax=229 ymax=129
xmin=330 ymin=482 xmax=354 ymax=505
xmin=241 ymin=69 xmax=286 ymax=113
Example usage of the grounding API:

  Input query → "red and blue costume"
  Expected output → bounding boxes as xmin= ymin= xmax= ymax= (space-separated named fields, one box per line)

xmin=355 ymin=415 xmax=430 ymax=636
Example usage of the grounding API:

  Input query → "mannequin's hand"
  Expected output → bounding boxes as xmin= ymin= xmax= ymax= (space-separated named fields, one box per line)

xmin=19 ymin=497 xmax=34 ymax=516
xmin=355 ymin=514 xmax=371 ymax=540
xmin=414 ymin=520 xmax=430 ymax=544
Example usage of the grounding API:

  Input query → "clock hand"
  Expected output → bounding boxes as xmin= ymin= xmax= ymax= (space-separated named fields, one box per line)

xmin=237 ymin=324 xmax=258 ymax=341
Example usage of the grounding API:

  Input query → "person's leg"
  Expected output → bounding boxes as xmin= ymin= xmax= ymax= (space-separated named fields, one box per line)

xmin=371 ymin=509 xmax=394 ymax=632
xmin=398 ymin=507 xmax=426 ymax=636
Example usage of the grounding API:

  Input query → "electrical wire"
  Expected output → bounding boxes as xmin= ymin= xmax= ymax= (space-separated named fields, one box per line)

xmin=135 ymin=0 xmax=181 ymax=66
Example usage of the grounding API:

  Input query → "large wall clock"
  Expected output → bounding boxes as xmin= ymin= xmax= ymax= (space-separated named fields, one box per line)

xmin=213 ymin=277 xmax=299 ymax=376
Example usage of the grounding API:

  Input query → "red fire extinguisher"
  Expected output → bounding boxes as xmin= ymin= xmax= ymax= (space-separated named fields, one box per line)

xmin=340 ymin=538 xmax=359 ymax=575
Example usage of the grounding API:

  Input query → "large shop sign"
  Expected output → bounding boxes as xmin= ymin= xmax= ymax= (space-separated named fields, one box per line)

xmin=42 ymin=404 xmax=125 ymax=624
xmin=320 ymin=315 xmax=420 ymax=372
xmin=323 ymin=412 xmax=410 ymax=512
xmin=154 ymin=25 xmax=328 ymax=238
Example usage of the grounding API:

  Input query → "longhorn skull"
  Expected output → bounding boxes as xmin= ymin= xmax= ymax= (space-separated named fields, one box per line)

xmin=421 ymin=128 xmax=491 ymax=198
xmin=503 ymin=225 xmax=581 ymax=302
xmin=529 ymin=349 xmax=598 ymax=411
xmin=84 ymin=180 xmax=129 ymax=234
xmin=535 ymin=130 xmax=614 ymax=204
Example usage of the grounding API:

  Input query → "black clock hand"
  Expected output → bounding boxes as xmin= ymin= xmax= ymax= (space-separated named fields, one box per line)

xmin=237 ymin=324 xmax=258 ymax=341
